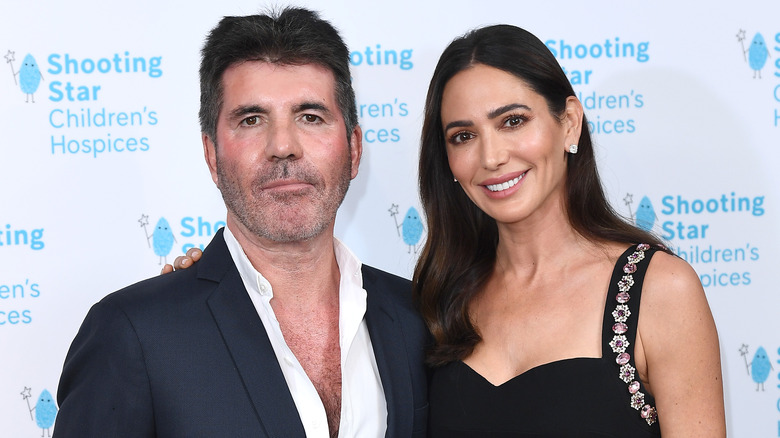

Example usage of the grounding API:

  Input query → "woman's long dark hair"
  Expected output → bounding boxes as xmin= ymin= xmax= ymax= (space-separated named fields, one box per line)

xmin=413 ymin=25 xmax=668 ymax=367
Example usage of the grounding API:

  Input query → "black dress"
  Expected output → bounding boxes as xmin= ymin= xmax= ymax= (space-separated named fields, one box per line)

xmin=429 ymin=244 xmax=663 ymax=437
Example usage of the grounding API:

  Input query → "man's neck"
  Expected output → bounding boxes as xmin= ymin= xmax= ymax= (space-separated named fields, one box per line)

xmin=226 ymin=217 xmax=340 ymax=304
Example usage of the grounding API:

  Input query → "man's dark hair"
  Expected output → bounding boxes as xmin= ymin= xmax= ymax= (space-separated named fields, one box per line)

xmin=199 ymin=7 xmax=357 ymax=141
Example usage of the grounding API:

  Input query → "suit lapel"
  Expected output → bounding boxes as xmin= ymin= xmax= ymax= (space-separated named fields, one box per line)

xmin=363 ymin=267 xmax=413 ymax=438
xmin=200 ymin=230 xmax=306 ymax=438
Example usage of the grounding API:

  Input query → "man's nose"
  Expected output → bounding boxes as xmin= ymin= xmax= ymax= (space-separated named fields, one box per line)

xmin=265 ymin=120 xmax=302 ymax=161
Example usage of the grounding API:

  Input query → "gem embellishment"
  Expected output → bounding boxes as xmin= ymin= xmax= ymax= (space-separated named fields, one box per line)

xmin=618 ymin=275 xmax=635 ymax=292
xmin=612 ymin=305 xmax=630 ymax=323
xmin=610 ymin=244 xmax=657 ymax=426
xmin=627 ymin=251 xmax=645 ymax=264
xmin=619 ymin=363 xmax=636 ymax=383
xmin=641 ymin=406 xmax=658 ymax=425
xmin=612 ymin=322 xmax=628 ymax=334
xmin=610 ymin=335 xmax=629 ymax=353
xmin=631 ymin=392 xmax=646 ymax=410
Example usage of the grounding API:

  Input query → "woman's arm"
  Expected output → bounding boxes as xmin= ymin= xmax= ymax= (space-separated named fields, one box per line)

xmin=637 ymin=252 xmax=726 ymax=437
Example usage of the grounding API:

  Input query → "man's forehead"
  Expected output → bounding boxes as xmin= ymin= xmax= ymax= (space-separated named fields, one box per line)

xmin=220 ymin=60 xmax=338 ymax=108
xmin=222 ymin=60 xmax=336 ymax=88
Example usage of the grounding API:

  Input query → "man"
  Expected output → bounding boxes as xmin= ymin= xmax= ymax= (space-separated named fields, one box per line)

xmin=54 ymin=8 xmax=429 ymax=438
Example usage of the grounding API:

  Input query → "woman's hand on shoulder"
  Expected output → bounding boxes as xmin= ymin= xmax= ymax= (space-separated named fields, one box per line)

xmin=638 ymin=251 xmax=726 ymax=437
xmin=159 ymin=248 xmax=202 ymax=275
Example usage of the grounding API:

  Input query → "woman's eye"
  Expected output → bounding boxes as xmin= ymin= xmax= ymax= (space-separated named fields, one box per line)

xmin=450 ymin=131 xmax=474 ymax=144
xmin=505 ymin=115 xmax=524 ymax=127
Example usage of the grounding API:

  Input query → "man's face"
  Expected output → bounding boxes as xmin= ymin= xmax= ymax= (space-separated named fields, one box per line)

xmin=203 ymin=61 xmax=361 ymax=243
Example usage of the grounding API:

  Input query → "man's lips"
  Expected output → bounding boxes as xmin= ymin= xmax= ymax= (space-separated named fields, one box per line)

xmin=260 ymin=179 xmax=313 ymax=190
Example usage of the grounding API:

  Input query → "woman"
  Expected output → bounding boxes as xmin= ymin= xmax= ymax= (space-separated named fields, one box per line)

xmin=415 ymin=25 xmax=725 ymax=436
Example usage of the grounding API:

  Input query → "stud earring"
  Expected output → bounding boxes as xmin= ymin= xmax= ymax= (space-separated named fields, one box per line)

xmin=568 ymin=144 xmax=578 ymax=154
xmin=454 ymin=177 xmax=458 ymax=182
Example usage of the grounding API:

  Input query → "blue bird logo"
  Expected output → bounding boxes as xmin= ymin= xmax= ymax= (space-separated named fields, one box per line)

xmin=5 ymin=50 xmax=45 ymax=102
xmin=739 ymin=344 xmax=774 ymax=391
xmin=737 ymin=29 xmax=771 ymax=78
xmin=750 ymin=346 xmax=772 ymax=391
xmin=20 ymin=386 xmax=57 ymax=437
xmin=748 ymin=34 xmax=769 ymax=78
xmin=153 ymin=217 xmax=176 ymax=262
xmin=139 ymin=214 xmax=177 ymax=265
xmin=389 ymin=204 xmax=425 ymax=254
xmin=35 ymin=389 xmax=58 ymax=433
xmin=633 ymin=196 xmax=656 ymax=232
xmin=402 ymin=207 xmax=424 ymax=250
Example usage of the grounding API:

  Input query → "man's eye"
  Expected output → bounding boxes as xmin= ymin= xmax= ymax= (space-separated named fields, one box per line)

xmin=303 ymin=114 xmax=321 ymax=123
xmin=243 ymin=116 xmax=259 ymax=126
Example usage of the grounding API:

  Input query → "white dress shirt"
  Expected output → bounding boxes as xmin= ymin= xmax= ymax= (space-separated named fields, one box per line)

xmin=223 ymin=226 xmax=387 ymax=438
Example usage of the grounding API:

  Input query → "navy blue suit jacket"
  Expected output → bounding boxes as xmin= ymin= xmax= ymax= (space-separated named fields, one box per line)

xmin=55 ymin=229 xmax=429 ymax=437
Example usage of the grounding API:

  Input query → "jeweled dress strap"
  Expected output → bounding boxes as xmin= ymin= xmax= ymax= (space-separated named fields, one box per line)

xmin=601 ymin=243 xmax=660 ymax=427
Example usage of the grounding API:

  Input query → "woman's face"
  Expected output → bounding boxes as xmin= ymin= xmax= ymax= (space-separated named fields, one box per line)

xmin=441 ymin=64 xmax=582 ymax=226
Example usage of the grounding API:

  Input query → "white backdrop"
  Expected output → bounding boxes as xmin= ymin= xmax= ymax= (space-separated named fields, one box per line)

xmin=1 ymin=1 xmax=778 ymax=436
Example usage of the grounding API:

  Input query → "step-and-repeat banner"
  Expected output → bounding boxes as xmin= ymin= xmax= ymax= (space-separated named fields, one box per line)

xmin=2 ymin=1 xmax=778 ymax=436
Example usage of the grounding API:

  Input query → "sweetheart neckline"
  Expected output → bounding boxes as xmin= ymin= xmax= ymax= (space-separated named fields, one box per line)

xmin=457 ymin=356 xmax=605 ymax=387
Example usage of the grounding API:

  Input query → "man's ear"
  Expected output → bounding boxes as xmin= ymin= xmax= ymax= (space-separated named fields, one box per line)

xmin=349 ymin=125 xmax=363 ymax=180
xmin=203 ymin=134 xmax=219 ymax=185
